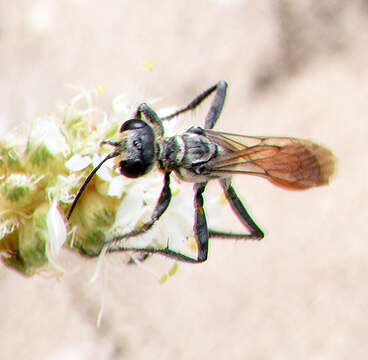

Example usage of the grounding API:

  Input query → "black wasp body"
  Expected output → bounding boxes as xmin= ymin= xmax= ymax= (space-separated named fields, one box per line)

xmin=159 ymin=127 xmax=221 ymax=183
xmin=121 ymin=122 xmax=220 ymax=183
xmin=68 ymin=81 xmax=335 ymax=263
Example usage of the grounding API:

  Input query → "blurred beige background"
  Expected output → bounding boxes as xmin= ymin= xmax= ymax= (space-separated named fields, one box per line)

xmin=0 ymin=1 xmax=367 ymax=359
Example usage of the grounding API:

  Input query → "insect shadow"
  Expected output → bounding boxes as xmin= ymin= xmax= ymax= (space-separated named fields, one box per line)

xmin=67 ymin=81 xmax=335 ymax=263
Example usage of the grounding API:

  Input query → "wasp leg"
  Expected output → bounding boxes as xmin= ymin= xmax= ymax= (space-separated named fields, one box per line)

xmin=106 ymin=180 xmax=210 ymax=263
xmin=204 ymin=81 xmax=228 ymax=129
xmin=127 ymin=252 xmax=151 ymax=264
xmin=152 ymin=181 xmax=209 ymax=262
xmin=134 ymin=103 xmax=164 ymax=137
xmin=160 ymin=81 xmax=228 ymax=130
xmin=209 ymin=179 xmax=264 ymax=240
xmin=192 ymin=182 xmax=210 ymax=261
xmin=100 ymin=139 xmax=120 ymax=147
xmin=107 ymin=172 xmax=172 ymax=246
xmin=108 ymin=245 xmax=204 ymax=263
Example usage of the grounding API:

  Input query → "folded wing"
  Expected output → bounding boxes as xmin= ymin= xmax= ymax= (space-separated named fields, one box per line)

xmin=206 ymin=130 xmax=335 ymax=190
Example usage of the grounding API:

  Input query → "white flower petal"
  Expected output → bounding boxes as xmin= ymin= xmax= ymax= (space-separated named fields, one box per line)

xmin=107 ymin=176 xmax=126 ymax=197
xmin=112 ymin=95 xmax=130 ymax=115
xmin=47 ymin=201 xmax=67 ymax=255
xmin=65 ymin=154 xmax=92 ymax=171
xmin=29 ymin=115 xmax=70 ymax=156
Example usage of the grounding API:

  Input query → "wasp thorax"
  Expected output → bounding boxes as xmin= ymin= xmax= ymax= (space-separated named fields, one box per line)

xmin=118 ymin=119 xmax=156 ymax=178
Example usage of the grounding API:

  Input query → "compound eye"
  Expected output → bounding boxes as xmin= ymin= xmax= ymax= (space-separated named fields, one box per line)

xmin=119 ymin=159 xmax=150 ymax=178
xmin=120 ymin=119 xmax=146 ymax=132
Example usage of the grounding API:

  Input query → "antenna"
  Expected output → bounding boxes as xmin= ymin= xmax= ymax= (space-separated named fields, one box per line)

xmin=67 ymin=151 xmax=120 ymax=219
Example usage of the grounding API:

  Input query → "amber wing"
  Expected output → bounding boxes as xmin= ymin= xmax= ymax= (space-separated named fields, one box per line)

xmin=206 ymin=130 xmax=335 ymax=190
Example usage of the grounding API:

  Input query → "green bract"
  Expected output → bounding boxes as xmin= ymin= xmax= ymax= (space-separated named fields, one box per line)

xmin=0 ymin=87 xmax=125 ymax=275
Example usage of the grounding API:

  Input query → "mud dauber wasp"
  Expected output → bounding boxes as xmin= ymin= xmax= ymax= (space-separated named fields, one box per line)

xmin=67 ymin=81 xmax=335 ymax=263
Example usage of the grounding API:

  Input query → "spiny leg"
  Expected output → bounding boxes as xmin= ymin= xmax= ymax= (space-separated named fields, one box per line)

xmin=161 ymin=81 xmax=228 ymax=130
xmin=209 ymin=178 xmax=264 ymax=240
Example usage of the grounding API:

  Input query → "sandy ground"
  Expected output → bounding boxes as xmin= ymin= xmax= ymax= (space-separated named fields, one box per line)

xmin=0 ymin=1 xmax=367 ymax=359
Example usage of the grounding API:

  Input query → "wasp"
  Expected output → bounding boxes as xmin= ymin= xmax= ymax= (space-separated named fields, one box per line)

xmin=67 ymin=81 xmax=335 ymax=263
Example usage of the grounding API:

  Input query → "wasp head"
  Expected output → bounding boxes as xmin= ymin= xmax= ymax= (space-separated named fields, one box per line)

xmin=116 ymin=119 xmax=156 ymax=178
